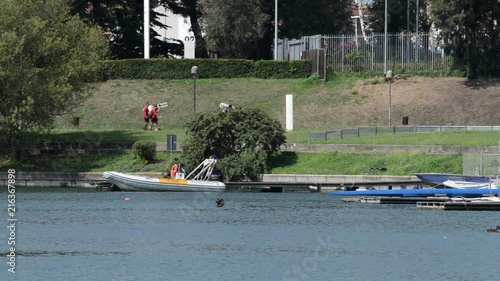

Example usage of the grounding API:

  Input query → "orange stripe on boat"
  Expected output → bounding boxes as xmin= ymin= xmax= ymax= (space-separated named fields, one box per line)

xmin=158 ymin=178 xmax=188 ymax=185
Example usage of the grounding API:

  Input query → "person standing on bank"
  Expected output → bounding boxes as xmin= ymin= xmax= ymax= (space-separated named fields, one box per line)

xmin=143 ymin=102 xmax=150 ymax=130
xmin=151 ymin=104 xmax=160 ymax=131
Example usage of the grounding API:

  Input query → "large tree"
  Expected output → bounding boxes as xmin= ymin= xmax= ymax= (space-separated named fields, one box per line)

xmin=181 ymin=108 xmax=286 ymax=181
xmin=431 ymin=0 xmax=500 ymax=79
xmin=200 ymin=0 xmax=353 ymax=59
xmin=71 ymin=0 xmax=183 ymax=58
xmin=278 ymin=0 xmax=353 ymax=38
xmin=367 ymin=0 xmax=433 ymax=33
xmin=0 ymin=0 xmax=108 ymax=156
xmin=201 ymin=0 xmax=269 ymax=59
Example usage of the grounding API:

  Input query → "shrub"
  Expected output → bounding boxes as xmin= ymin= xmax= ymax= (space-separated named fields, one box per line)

xmin=101 ymin=58 xmax=312 ymax=80
xmin=132 ymin=140 xmax=156 ymax=164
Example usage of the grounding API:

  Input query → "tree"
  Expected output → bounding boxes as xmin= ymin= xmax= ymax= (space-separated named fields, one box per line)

xmin=0 ymin=0 xmax=108 ymax=157
xmin=367 ymin=0 xmax=433 ymax=33
xmin=431 ymin=0 xmax=500 ymax=79
xmin=278 ymin=0 xmax=353 ymax=38
xmin=181 ymin=108 xmax=287 ymax=181
xmin=71 ymin=0 xmax=184 ymax=59
xmin=201 ymin=0 xmax=269 ymax=59
xmin=160 ymin=0 xmax=208 ymax=58
xmin=200 ymin=0 xmax=353 ymax=59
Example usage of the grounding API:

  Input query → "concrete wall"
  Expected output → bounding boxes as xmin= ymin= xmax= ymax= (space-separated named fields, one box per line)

xmin=0 ymin=172 xmax=161 ymax=188
xmin=1 ymin=171 xmax=418 ymax=189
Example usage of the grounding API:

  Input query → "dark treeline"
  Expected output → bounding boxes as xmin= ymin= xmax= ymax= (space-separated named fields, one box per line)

xmin=70 ymin=0 xmax=500 ymax=78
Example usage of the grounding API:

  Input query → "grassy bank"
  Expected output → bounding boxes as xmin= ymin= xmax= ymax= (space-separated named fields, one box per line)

xmin=0 ymin=151 xmax=462 ymax=176
xmin=18 ymin=129 xmax=500 ymax=146
xmin=2 ymin=130 xmax=494 ymax=176
xmin=53 ymin=76 xmax=500 ymax=131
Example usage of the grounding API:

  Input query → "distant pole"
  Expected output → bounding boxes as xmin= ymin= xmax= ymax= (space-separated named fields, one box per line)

xmin=415 ymin=0 xmax=419 ymax=62
xmin=384 ymin=0 xmax=388 ymax=74
xmin=286 ymin=95 xmax=293 ymax=131
xmin=386 ymin=70 xmax=393 ymax=126
xmin=407 ymin=0 xmax=410 ymax=63
xmin=274 ymin=0 xmax=278 ymax=60
xmin=144 ymin=0 xmax=150 ymax=59
xmin=193 ymin=77 xmax=196 ymax=114
xmin=389 ymin=79 xmax=392 ymax=126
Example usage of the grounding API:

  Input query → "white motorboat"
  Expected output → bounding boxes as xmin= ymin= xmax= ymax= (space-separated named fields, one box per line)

xmin=103 ymin=158 xmax=225 ymax=192
xmin=442 ymin=180 xmax=497 ymax=189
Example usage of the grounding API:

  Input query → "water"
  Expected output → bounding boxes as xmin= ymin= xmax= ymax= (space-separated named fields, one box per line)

xmin=1 ymin=189 xmax=500 ymax=281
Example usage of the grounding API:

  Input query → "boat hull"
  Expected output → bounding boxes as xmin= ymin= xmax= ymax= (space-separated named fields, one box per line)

xmin=442 ymin=180 xmax=497 ymax=189
xmin=103 ymin=172 xmax=225 ymax=192
xmin=415 ymin=173 xmax=491 ymax=185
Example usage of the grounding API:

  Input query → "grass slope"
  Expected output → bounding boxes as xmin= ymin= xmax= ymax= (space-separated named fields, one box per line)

xmin=54 ymin=76 xmax=500 ymax=131
xmin=0 ymin=151 xmax=462 ymax=175
xmin=5 ymin=76 xmax=498 ymax=175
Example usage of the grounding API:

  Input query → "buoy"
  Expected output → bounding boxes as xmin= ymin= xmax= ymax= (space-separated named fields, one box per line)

xmin=308 ymin=185 xmax=318 ymax=191
xmin=124 ymin=197 xmax=130 ymax=201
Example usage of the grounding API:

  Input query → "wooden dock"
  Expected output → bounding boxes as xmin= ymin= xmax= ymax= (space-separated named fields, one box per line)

xmin=417 ymin=201 xmax=500 ymax=211
xmin=342 ymin=197 xmax=450 ymax=204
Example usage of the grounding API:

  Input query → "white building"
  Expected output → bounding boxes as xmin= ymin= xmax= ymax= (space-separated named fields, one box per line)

xmin=152 ymin=6 xmax=195 ymax=58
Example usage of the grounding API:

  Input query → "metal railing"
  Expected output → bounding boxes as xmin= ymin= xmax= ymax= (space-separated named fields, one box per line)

xmin=277 ymin=32 xmax=460 ymax=73
xmin=308 ymin=126 xmax=500 ymax=141
xmin=463 ymin=153 xmax=500 ymax=176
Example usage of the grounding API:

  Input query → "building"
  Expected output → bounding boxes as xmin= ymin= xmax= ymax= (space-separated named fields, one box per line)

xmin=152 ymin=6 xmax=195 ymax=58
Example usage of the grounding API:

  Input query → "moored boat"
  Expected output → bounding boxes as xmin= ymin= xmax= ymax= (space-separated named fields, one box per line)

xmin=415 ymin=173 xmax=491 ymax=186
xmin=103 ymin=158 xmax=225 ymax=192
xmin=442 ymin=180 xmax=498 ymax=189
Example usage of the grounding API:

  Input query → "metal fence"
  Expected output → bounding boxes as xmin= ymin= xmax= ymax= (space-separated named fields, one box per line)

xmin=463 ymin=153 xmax=500 ymax=176
xmin=277 ymin=32 xmax=458 ymax=73
xmin=308 ymin=126 xmax=500 ymax=141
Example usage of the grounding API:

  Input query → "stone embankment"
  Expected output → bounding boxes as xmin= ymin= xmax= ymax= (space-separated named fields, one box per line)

xmin=1 ymin=171 xmax=420 ymax=191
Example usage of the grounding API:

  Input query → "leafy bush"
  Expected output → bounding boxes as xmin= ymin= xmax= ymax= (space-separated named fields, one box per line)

xmin=304 ymin=73 xmax=320 ymax=84
xmin=132 ymin=140 xmax=156 ymax=164
xmin=218 ymin=152 xmax=267 ymax=181
xmin=181 ymin=107 xmax=287 ymax=181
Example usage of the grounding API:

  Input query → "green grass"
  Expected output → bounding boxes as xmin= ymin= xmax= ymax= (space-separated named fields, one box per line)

xmin=305 ymin=131 xmax=500 ymax=146
xmin=0 ymin=150 xmax=463 ymax=175
xmin=21 ymin=128 xmax=187 ymax=144
xmin=269 ymin=152 xmax=462 ymax=176
xmin=2 ymin=129 xmax=490 ymax=175
xmin=17 ymin=129 xmax=500 ymax=147
xmin=0 ymin=151 xmax=183 ymax=173
xmin=53 ymin=77 xmax=371 ymax=130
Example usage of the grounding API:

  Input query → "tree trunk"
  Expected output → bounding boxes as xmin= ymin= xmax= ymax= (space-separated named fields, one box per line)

xmin=187 ymin=4 xmax=207 ymax=58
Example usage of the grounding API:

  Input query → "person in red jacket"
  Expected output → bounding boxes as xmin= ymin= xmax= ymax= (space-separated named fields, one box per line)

xmin=151 ymin=104 xmax=160 ymax=131
xmin=143 ymin=102 xmax=150 ymax=130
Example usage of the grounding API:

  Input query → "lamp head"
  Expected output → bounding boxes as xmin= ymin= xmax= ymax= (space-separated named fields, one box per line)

xmin=191 ymin=66 xmax=198 ymax=78
xmin=386 ymin=70 xmax=393 ymax=80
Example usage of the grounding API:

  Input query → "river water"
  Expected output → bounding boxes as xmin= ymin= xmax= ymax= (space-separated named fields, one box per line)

xmin=1 ymin=188 xmax=500 ymax=281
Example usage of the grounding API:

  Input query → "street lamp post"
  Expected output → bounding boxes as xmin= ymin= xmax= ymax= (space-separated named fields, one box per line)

xmin=191 ymin=66 xmax=198 ymax=115
xmin=386 ymin=70 xmax=393 ymax=126
xmin=384 ymin=0 xmax=388 ymax=74
xmin=274 ymin=0 xmax=278 ymax=60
